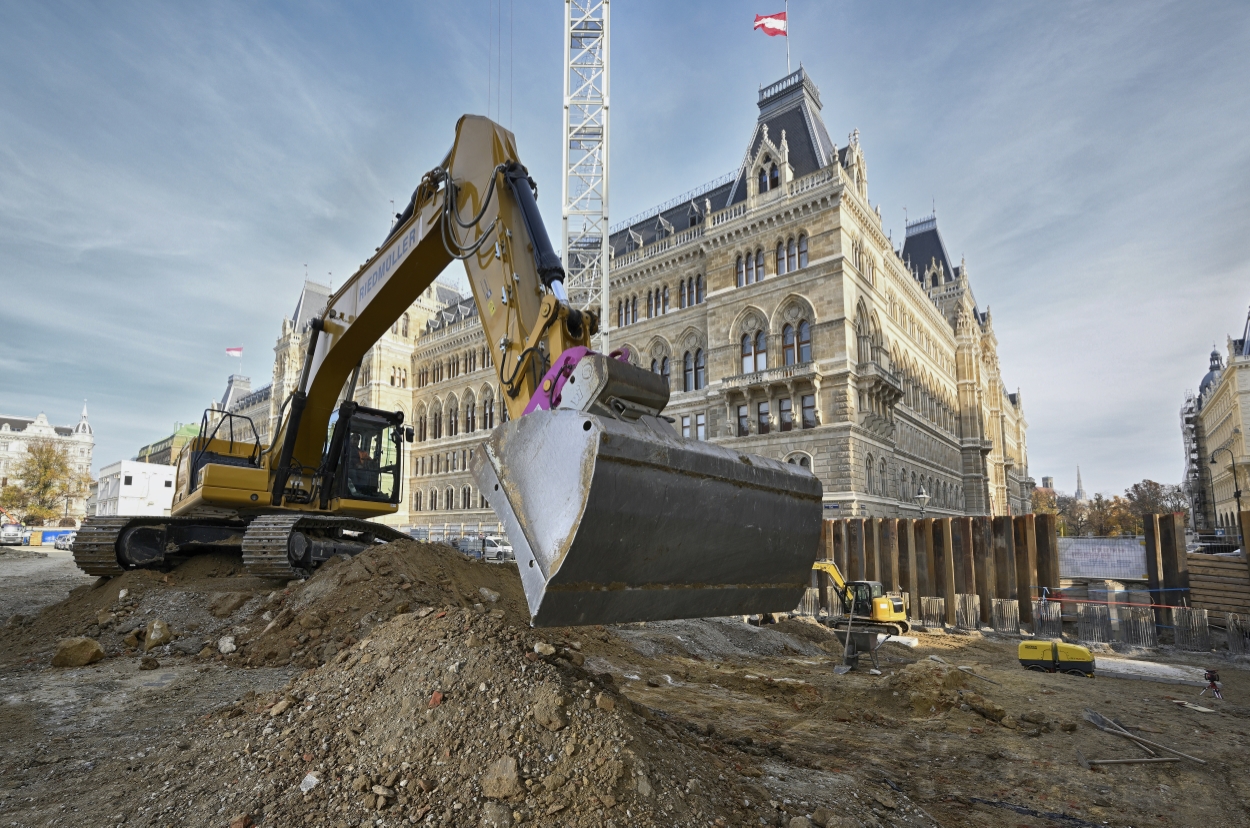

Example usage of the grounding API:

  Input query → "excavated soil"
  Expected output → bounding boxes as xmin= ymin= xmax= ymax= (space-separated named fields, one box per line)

xmin=2 ymin=539 xmax=1249 ymax=827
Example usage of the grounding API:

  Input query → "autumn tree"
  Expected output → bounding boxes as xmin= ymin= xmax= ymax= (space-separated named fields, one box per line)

xmin=1032 ymin=488 xmax=1058 ymax=515
xmin=1123 ymin=479 xmax=1190 ymax=526
xmin=1056 ymin=493 xmax=1089 ymax=537
xmin=0 ymin=440 xmax=93 ymax=524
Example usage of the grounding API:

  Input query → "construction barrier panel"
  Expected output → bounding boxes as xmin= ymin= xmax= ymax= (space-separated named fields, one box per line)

xmin=1033 ymin=600 xmax=1063 ymax=638
xmin=991 ymin=598 xmax=1019 ymax=634
xmin=1227 ymin=613 xmax=1250 ymax=655
xmin=1076 ymin=602 xmax=1113 ymax=644
xmin=954 ymin=594 xmax=980 ymax=631
xmin=920 ymin=597 xmax=945 ymax=629
xmin=1173 ymin=606 xmax=1210 ymax=652
xmin=1120 ymin=606 xmax=1158 ymax=648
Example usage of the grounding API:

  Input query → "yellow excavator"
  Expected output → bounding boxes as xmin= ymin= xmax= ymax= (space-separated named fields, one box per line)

xmin=812 ymin=560 xmax=910 ymax=636
xmin=74 ymin=115 xmax=823 ymax=627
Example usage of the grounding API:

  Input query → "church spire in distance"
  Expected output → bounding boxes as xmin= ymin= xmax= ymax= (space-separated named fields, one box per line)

xmin=1074 ymin=467 xmax=1088 ymax=503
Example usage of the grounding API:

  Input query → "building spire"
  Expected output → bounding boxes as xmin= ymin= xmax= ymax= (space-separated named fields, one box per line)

xmin=1074 ymin=466 xmax=1088 ymax=503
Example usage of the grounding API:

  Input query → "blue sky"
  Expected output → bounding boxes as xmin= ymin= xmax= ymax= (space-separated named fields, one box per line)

xmin=2 ymin=1 xmax=1248 ymax=497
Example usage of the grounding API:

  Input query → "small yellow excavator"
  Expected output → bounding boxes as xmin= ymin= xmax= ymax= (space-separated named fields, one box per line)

xmin=74 ymin=115 xmax=824 ymax=627
xmin=811 ymin=560 xmax=910 ymax=637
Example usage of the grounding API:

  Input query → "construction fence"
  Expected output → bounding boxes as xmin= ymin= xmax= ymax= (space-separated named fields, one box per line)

xmin=790 ymin=512 xmax=1250 ymax=653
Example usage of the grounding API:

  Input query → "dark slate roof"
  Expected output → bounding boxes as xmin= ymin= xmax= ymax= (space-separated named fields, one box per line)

xmin=900 ymin=216 xmax=955 ymax=286
xmin=54 ymin=427 xmax=72 ymax=436
xmin=292 ymin=281 xmax=332 ymax=331
xmin=608 ymin=67 xmax=836 ymax=258
xmin=426 ymin=296 xmax=478 ymax=334
xmin=0 ymin=416 xmax=34 ymax=431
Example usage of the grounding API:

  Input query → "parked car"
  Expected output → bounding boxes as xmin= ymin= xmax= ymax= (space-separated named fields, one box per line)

xmin=0 ymin=523 xmax=22 ymax=546
xmin=483 ymin=535 xmax=513 ymax=562
xmin=54 ymin=532 xmax=77 ymax=550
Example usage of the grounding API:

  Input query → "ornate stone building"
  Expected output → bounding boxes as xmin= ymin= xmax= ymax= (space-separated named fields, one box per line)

xmin=236 ymin=68 xmax=1032 ymax=536
xmin=604 ymin=68 xmax=1031 ymax=520
xmin=0 ymin=406 xmax=94 ymax=521
xmin=1183 ymin=306 xmax=1250 ymax=532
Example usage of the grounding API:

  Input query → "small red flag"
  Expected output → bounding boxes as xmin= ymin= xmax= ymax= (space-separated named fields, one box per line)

xmin=753 ymin=12 xmax=787 ymax=37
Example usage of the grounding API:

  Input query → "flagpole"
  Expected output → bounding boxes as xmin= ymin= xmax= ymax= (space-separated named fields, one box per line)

xmin=785 ymin=0 xmax=791 ymax=74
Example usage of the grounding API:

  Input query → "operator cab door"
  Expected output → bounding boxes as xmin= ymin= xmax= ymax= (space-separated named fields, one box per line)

xmin=849 ymin=582 xmax=884 ymax=617
xmin=325 ymin=407 xmax=405 ymax=505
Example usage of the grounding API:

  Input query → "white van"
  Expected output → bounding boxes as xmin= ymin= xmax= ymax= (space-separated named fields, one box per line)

xmin=0 ymin=523 xmax=21 ymax=546
xmin=483 ymin=536 xmax=513 ymax=561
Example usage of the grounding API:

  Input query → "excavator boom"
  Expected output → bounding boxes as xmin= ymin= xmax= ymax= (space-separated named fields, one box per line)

xmin=78 ymin=115 xmax=825 ymax=627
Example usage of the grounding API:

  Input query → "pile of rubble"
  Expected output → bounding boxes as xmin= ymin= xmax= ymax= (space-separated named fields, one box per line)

xmin=133 ymin=543 xmax=785 ymax=827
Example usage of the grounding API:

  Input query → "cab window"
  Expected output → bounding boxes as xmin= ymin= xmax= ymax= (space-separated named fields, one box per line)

xmin=341 ymin=415 xmax=401 ymax=503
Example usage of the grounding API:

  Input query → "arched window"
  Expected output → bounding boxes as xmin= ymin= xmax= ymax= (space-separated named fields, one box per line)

xmin=461 ymin=486 xmax=471 ymax=510
xmin=651 ymin=359 xmax=658 ymax=374
xmin=899 ymin=469 xmax=907 ymax=501
xmin=787 ymin=238 xmax=797 ymax=272
xmin=483 ymin=398 xmax=495 ymax=430
xmin=429 ymin=488 xmax=438 ymax=510
xmin=686 ymin=278 xmax=694 ymax=308
xmin=432 ymin=412 xmax=442 ymax=439
xmin=695 ymin=349 xmax=706 ymax=389
xmin=769 ymin=164 xmax=779 ymax=190
xmin=401 ymin=313 xmax=410 ymax=338
xmin=798 ymin=233 xmax=808 ymax=267
xmin=617 ymin=301 xmax=623 ymax=328
xmin=798 ymin=320 xmax=812 ymax=363
xmin=661 ymin=287 xmax=669 ymax=313
xmin=696 ymin=275 xmax=705 ymax=304
xmin=879 ymin=458 xmax=888 ymax=496
xmin=413 ymin=490 xmax=422 ymax=512
xmin=746 ymin=252 xmax=755 ymax=284
xmin=683 ymin=352 xmax=694 ymax=392
xmin=754 ymin=331 xmax=767 ymax=372
xmin=444 ymin=487 xmax=454 ymax=511
xmin=679 ymin=279 xmax=687 ymax=309
xmin=449 ymin=408 xmax=458 ymax=437
xmin=466 ymin=403 xmax=476 ymax=433
xmin=632 ymin=296 xmax=639 ymax=324
xmin=741 ymin=334 xmax=753 ymax=374
xmin=756 ymin=248 xmax=765 ymax=281
xmin=758 ymin=166 xmax=768 ymax=193
xmin=648 ymin=291 xmax=654 ymax=318
xmin=736 ymin=256 xmax=745 ymax=288
xmin=911 ymin=471 xmax=917 ymax=498
xmin=661 ymin=356 xmax=670 ymax=386
xmin=776 ymin=241 xmax=786 ymax=276
xmin=783 ymin=324 xmax=796 ymax=366
xmin=866 ymin=455 xmax=875 ymax=494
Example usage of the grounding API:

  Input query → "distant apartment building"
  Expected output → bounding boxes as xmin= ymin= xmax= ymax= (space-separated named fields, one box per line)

xmin=0 ymin=406 xmax=94 ymax=521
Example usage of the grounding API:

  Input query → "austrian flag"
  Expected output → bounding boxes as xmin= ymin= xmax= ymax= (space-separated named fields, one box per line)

xmin=225 ymin=347 xmax=243 ymax=358
xmin=753 ymin=12 xmax=787 ymax=37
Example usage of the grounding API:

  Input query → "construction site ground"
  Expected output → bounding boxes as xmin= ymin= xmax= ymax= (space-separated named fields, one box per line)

xmin=1 ymin=542 xmax=1248 ymax=828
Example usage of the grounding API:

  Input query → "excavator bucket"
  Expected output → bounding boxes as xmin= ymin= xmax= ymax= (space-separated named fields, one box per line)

xmin=471 ymin=406 xmax=824 ymax=627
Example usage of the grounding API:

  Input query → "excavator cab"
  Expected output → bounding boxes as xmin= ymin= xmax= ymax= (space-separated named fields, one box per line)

xmin=321 ymin=405 xmax=407 ymax=507
xmin=848 ymin=581 xmax=884 ymax=617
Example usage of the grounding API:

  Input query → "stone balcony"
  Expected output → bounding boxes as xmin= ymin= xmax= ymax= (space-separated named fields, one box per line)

xmin=721 ymin=361 xmax=818 ymax=392
xmin=855 ymin=361 xmax=903 ymax=404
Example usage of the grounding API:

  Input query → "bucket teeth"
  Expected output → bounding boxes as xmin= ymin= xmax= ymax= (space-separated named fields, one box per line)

xmin=472 ymin=409 xmax=823 ymax=627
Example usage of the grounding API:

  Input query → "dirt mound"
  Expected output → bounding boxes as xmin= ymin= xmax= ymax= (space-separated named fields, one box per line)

xmin=611 ymin=616 xmax=832 ymax=663
xmin=887 ymin=659 xmax=969 ymax=716
xmin=148 ymin=548 xmax=777 ymax=827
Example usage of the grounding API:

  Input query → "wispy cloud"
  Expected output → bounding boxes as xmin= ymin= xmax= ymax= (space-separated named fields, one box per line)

xmin=2 ymin=1 xmax=1247 ymax=497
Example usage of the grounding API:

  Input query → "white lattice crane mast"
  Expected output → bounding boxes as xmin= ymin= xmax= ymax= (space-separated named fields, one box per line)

xmin=561 ymin=0 xmax=610 ymax=347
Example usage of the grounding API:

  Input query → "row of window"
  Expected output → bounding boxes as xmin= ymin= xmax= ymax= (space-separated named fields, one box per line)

xmin=737 ymin=395 xmax=817 ymax=436
xmin=417 ymin=447 xmax=477 ymax=476
xmin=736 ymin=234 xmax=808 ymax=288
xmin=416 ymin=399 xmax=497 ymax=442
xmin=617 ymin=276 xmax=707 ymax=328
xmin=650 ymin=350 xmax=709 ymax=393
xmin=390 ymin=367 xmax=408 ymax=388
xmin=739 ymin=321 xmax=812 ymax=374
xmin=864 ymin=455 xmax=963 ymax=509
xmin=390 ymin=313 xmax=411 ymax=338
xmin=417 ymin=347 xmax=492 ymax=388
xmin=413 ymin=485 xmax=488 ymax=513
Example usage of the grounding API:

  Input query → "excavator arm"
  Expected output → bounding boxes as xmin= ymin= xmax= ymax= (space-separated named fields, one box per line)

xmin=188 ymin=115 xmax=823 ymax=627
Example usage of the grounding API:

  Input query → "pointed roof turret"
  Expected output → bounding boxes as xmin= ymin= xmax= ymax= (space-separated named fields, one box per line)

xmin=1074 ymin=467 xmax=1088 ymax=503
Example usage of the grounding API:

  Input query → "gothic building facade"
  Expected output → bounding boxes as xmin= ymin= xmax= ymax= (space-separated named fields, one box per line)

xmin=238 ymin=68 xmax=1032 ymax=537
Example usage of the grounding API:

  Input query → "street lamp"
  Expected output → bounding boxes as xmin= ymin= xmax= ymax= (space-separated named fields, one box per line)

xmin=916 ymin=485 xmax=930 ymax=519
xmin=1211 ymin=441 xmax=1244 ymax=551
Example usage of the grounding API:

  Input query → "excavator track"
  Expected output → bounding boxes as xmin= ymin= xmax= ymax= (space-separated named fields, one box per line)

xmin=242 ymin=514 xmax=409 ymax=579
xmin=72 ymin=516 xmax=131 ymax=576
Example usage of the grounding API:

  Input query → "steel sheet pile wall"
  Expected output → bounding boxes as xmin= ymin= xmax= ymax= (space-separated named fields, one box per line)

xmin=1173 ymin=606 xmax=1211 ymax=651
